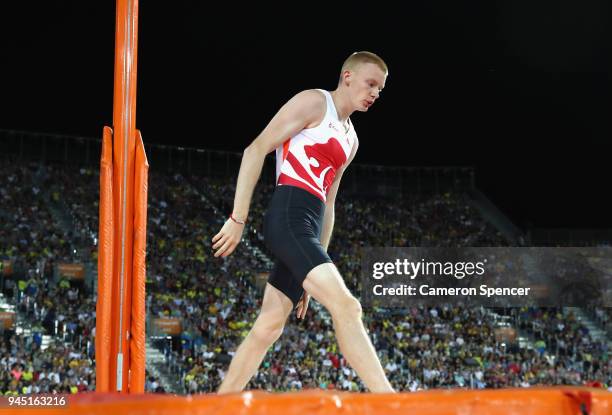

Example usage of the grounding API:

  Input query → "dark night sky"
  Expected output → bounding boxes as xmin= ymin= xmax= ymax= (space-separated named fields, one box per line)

xmin=1 ymin=1 xmax=611 ymax=229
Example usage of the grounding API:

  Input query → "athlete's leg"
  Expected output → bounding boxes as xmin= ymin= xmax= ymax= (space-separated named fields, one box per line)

xmin=217 ymin=283 xmax=293 ymax=394
xmin=302 ymin=263 xmax=395 ymax=393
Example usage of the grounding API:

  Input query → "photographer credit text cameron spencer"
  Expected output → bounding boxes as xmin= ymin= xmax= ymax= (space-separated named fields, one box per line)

xmin=370 ymin=258 xmax=532 ymax=298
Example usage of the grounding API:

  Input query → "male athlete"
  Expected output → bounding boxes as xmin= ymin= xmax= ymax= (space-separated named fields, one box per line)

xmin=212 ymin=51 xmax=394 ymax=393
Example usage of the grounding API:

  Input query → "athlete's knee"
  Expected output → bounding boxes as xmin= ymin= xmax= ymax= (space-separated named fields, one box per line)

xmin=250 ymin=315 xmax=285 ymax=346
xmin=331 ymin=295 xmax=362 ymax=320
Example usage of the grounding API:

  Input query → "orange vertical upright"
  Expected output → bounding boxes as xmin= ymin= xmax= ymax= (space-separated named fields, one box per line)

xmin=109 ymin=0 xmax=139 ymax=393
xmin=96 ymin=0 xmax=145 ymax=394
xmin=130 ymin=130 xmax=148 ymax=393
xmin=95 ymin=127 xmax=114 ymax=392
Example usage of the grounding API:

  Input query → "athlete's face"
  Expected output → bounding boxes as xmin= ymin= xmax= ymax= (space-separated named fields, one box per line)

xmin=346 ymin=63 xmax=387 ymax=112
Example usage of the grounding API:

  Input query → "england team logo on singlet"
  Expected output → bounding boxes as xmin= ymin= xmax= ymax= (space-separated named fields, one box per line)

xmin=284 ymin=138 xmax=347 ymax=196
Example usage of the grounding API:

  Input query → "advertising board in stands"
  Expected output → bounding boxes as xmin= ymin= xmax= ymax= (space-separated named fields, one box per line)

xmin=153 ymin=318 xmax=182 ymax=335
xmin=57 ymin=263 xmax=85 ymax=280
xmin=1 ymin=260 xmax=13 ymax=276
xmin=0 ymin=312 xmax=15 ymax=329
xmin=494 ymin=326 xmax=517 ymax=343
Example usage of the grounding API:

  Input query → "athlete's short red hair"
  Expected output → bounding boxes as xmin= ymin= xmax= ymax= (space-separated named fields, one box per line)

xmin=339 ymin=51 xmax=388 ymax=83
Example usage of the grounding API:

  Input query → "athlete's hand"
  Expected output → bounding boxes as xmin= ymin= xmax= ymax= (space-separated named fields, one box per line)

xmin=296 ymin=292 xmax=310 ymax=319
xmin=212 ymin=218 xmax=245 ymax=258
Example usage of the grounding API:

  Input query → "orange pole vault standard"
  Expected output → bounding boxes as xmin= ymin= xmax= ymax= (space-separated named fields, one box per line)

xmin=96 ymin=0 xmax=147 ymax=394
xmin=130 ymin=130 xmax=148 ymax=392
xmin=95 ymin=127 xmax=114 ymax=393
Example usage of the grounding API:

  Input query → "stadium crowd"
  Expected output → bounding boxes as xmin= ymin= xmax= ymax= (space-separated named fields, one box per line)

xmin=0 ymin=159 xmax=609 ymax=395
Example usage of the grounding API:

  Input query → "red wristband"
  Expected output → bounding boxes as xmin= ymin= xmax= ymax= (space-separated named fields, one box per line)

xmin=229 ymin=213 xmax=247 ymax=225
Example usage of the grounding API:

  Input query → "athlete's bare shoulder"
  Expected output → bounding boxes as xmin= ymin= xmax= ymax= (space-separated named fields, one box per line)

xmin=293 ymin=88 xmax=326 ymax=105
xmin=291 ymin=89 xmax=326 ymax=116
xmin=290 ymin=89 xmax=326 ymax=129
xmin=249 ymin=89 xmax=327 ymax=154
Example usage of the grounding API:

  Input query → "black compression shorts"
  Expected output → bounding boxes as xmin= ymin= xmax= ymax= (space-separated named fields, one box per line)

xmin=263 ymin=185 xmax=332 ymax=306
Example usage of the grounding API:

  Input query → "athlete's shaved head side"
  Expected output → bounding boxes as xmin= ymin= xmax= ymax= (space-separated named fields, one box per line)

xmin=339 ymin=51 xmax=388 ymax=83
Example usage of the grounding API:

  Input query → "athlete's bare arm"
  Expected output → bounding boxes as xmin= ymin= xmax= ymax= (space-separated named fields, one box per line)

xmin=296 ymin=136 xmax=359 ymax=320
xmin=319 ymin=136 xmax=359 ymax=251
xmin=212 ymin=90 xmax=326 ymax=258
